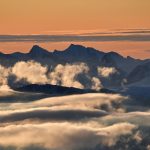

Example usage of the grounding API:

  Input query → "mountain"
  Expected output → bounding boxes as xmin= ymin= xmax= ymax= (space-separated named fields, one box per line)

xmin=100 ymin=51 xmax=144 ymax=74
xmin=53 ymin=44 xmax=143 ymax=74
xmin=0 ymin=44 xmax=149 ymax=88
xmin=28 ymin=45 xmax=51 ymax=58
xmin=0 ymin=44 xmax=143 ymax=70
xmin=127 ymin=61 xmax=150 ymax=84
xmin=2 ymin=44 xmax=144 ymax=69
xmin=0 ymin=45 xmax=58 ymax=67
xmin=14 ymin=84 xmax=114 ymax=96
xmin=53 ymin=44 xmax=105 ymax=64
xmin=120 ymin=86 xmax=150 ymax=106
xmin=100 ymin=52 xmax=118 ymax=67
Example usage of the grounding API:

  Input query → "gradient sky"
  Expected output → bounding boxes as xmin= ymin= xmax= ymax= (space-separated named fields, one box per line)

xmin=0 ymin=0 xmax=150 ymax=58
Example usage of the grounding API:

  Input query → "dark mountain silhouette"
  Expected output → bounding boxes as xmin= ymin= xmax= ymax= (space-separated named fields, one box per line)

xmin=100 ymin=52 xmax=118 ymax=67
xmin=28 ymin=45 xmax=51 ymax=57
xmin=53 ymin=44 xmax=105 ymax=63
xmin=0 ymin=44 xmax=146 ymax=68
xmin=0 ymin=44 xmax=149 ymax=87
xmin=14 ymin=84 xmax=114 ymax=96
xmin=127 ymin=61 xmax=150 ymax=84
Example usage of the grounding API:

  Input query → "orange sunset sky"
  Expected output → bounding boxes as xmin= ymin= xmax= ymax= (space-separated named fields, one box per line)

xmin=0 ymin=0 xmax=150 ymax=59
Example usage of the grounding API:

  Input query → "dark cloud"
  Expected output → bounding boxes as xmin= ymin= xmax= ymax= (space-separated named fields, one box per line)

xmin=79 ymin=29 xmax=150 ymax=36
xmin=0 ymin=109 xmax=107 ymax=123
xmin=117 ymin=30 xmax=150 ymax=34
xmin=0 ymin=34 xmax=150 ymax=43
xmin=144 ymin=49 xmax=150 ymax=53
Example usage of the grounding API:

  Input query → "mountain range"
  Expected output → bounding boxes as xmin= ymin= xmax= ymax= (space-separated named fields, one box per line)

xmin=0 ymin=44 xmax=150 ymax=88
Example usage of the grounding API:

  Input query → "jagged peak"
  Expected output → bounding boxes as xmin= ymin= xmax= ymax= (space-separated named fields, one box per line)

xmin=66 ymin=44 xmax=87 ymax=50
xmin=31 ymin=45 xmax=41 ymax=49
xmin=126 ymin=56 xmax=141 ymax=61
xmin=65 ymin=44 xmax=104 ymax=54
xmin=105 ymin=51 xmax=124 ymax=59
xmin=0 ymin=51 xmax=4 ymax=55
xmin=29 ymin=45 xmax=50 ymax=55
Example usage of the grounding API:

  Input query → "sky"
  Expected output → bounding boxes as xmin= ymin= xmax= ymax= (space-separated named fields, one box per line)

xmin=0 ymin=0 xmax=150 ymax=59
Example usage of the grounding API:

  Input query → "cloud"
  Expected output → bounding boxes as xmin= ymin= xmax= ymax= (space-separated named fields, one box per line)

xmin=48 ymin=63 xmax=89 ymax=89
xmin=98 ymin=67 xmax=118 ymax=78
xmin=133 ymin=131 xmax=142 ymax=143
xmin=12 ymin=61 xmax=48 ymax=84
xmin=100 ymin=111 xmax=150 ymax=127
xmin=0 ymin=90 xmax=149 ymax=149
xmin=0 ymin=93 xmax=127 ymax=123
xmin=0 ymin=65 xmax=10 ymax=86
xmin=45 ymin=29 xmax=150 ymax=36
xmin=0 ymin=50 xmax=149 ymax=149
xmin=0 ymin=33 xmax=150 ymax=43
xmin=0 ymin=61 xmax=49 ymax=89
xmin=91 ymin=77 xmax=103 ymax=91
xmin=0 ymin=122 xmax=136 ymax=150
xmin=147 ymin=145 xmax=150 ymax=150
xmin=0 ymin=61 xmax=103 ymax=90
xmin=0 ymin=91 xmax=138 ymax=150
xmin=0 ymin=65 xmax=12 ymax=90
xmin=0 ymin=109 xmax=107 ymax=123
xmin=144 ymin=50 xmax=150 ymax=53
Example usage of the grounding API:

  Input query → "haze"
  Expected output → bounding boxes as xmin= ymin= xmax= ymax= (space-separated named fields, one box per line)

xmin=0 ymin=0 xmax=150 ymax=58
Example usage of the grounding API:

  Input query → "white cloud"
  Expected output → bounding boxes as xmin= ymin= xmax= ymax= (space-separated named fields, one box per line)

xmin=98 ymin=67 xmax=118 ymax=78
xmin=0 ymin=61 xmax=104 ymax=90
xmin=147 ymin=145 xmax=150 ymax=150
xmin=91 ymin=77 xmax=103 ymax=91
xmin=0 ymin=122 xmax=136 ymax=150
xmin=0 ymin=65 xmax=10 ymax=86
xmin=48 ymin=63 xmax=89 ymax=89
xmin=0 ymin=93 xmax=127 ymax=118
xmin=12 ymin=61 xmax=48 ymax=84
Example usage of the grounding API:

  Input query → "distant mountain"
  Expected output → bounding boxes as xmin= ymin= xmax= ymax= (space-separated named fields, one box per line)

xmin=14 ymin=84 xmax=114 ymax=96
xmin=120 ymin=86 xmax=150 ymax=106
xmin=28 ymin=45 xmax=51 ymax=57
xmin=53 ymin=44 xmax=105 ymax=64
xmin=100 ymin=52 xmax=118 ymax=67
xmin=0 ymin=44 xmax=149 ymax=87
xmin=0 ymin=44 xmax=143 ymax=69
xmin=127 ymin=61 xmax=150 ymax=84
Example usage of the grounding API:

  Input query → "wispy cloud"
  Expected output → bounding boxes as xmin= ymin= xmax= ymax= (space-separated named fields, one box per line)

xmin=144 ymin=49 xmax=150 ymax=53
xmin=0 ymin=29 xmax=150 ymax=43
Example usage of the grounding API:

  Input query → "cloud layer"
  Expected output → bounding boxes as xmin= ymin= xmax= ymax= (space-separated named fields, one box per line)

xmin=0 ymin=92 xmax=143 ymax=150
xmin=0 ymin=122 xmax=136 ymax=150
xmin=0 ymin=30 xmax=150 ymax=43
xmin=0 ymin=61 xmax=104 ymax=90
xmin=0 ymin=92 xmax=149 ymax=150
xmin=0 ymin=59 xmax=149 ymax=149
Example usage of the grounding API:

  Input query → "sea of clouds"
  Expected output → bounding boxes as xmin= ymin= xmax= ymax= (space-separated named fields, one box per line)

xmin=0 ymin=92 xmax=149 ymax=150
xmin=0 ymin=61 xmax=149 ymax=150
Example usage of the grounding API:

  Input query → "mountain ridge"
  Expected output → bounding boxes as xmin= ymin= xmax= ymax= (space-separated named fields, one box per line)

xmin=0 ymin=44 xmax=150 ymax=88
xmin=14 ymin=84 xmax=114 ymax=96
xmin=0 ymin=44 xmax=143 ymax=60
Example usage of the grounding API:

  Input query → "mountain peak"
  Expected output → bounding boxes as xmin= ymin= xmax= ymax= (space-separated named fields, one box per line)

xmin=29 ymin=45 xmax=50 ymax=56
xmin=65 ymin=44 xmax=100 ymax=54
xmin=32 ymin=45 xmax=41 ymax=49
xmin=107 ymin=51 xmax=124 ymax=58
xmin=66 ymin=44 xmax=87 ymax=51
xmin=30 ymin=45 xmax=46 ymax=52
